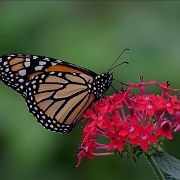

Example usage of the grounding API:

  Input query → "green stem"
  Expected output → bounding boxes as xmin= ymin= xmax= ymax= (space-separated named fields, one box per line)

xmin=144 ymin=153 xmax=165 ymax=180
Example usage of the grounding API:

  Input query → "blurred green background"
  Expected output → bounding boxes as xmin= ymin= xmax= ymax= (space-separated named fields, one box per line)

xmin=0 ymin=1 xmax=180 ymax=180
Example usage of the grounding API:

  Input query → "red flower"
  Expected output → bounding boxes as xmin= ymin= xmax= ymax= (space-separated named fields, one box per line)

xmin=76 ymin=136 xmax=97 ymax=167
xmin=157 ymin=95 xmax=180 ymax=114
xmin=155 ymin=81 xmax=178 ymax=94
xmin=155 ymin=121 xmax=173 ymax=139
xmin=136 ymin=98 xmax=158 ymax=116
xmin=107 ymin=128 xmax=128 ymax=152
xmin=76 ymin=79 xmax=180 ymax=166
xmin=83 ymin=109 xmax=95 ymax=120
xmin=174 ymin=118 xmax=180 ymax=132
xmin=83 ymin=121 xmax=98 ymax=139
xmin=76 ymin=134 xmax=114 ymax=167
xmin=131 ymin=77 xmax=155 ymax=94
xmin=119 ymin=115 xmax=139 ymax=139
xmin=101 ymin=94 xmax=123 ymax=113
xmin=130 ymin=124 xmax=158 ymax=152
xmin=100 ymin=111 xmax=123 ymax=133
xmin=89 ymin=108 xmax=109 ymax=127
xmin=83 ymin=121 xmax=108 ymax=141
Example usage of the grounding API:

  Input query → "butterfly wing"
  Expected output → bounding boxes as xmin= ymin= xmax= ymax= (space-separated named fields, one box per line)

xmin=0 ymin=54 xmax=113 ymax=133
xmin=0 ymin=54 xmax=98 ymax=133
xmin=26 ymin=71 xmax=96 ymax=133
xmin=0 ymin=54 xmax=97 ymax=97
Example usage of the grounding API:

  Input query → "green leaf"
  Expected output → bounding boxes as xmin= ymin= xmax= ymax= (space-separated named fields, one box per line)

xmin=164 ymin=176 xmax=179 ymax=180
xmin=153 ymin=151 xmax=180 ymax=179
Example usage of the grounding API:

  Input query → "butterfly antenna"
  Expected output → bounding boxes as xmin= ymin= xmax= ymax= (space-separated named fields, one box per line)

xmin=109 ymin=48 xmax=130 ymax=72
xmin=110 ymin=61 xmax=129 ymax=71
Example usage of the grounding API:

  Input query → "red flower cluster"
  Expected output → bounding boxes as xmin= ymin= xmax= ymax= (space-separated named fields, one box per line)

xmin=76 ymin=80 xmax=180 ymax=167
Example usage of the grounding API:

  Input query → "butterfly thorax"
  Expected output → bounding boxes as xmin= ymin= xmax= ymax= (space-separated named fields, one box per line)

xmin=90 ymin=72 xmax=113 ymax=98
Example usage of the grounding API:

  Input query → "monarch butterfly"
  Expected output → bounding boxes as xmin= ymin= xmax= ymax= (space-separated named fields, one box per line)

xmin=0 ymin=50 xmax=128 ymax=134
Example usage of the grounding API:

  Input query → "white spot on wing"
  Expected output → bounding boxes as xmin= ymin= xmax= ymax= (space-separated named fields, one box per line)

xmin=35 ymin=66 xmax=43 ymax=71
xmin=51 ymin=62 xmax=56 ymax=66
xmin=24 ymin=61 xmax=30 ymax=67
xmin=25 ymin=58 xmax=31 ymax=61
xmin=3 ymin=62 xmax=8 ymax=66
xmin=5 ymin=68 xmax=9 ymax=72
xmin=41 ymin=74 xmax=45 ymax=78
xmin=18 ymin=78 xmax=24 ymax=82
xmin=39 ymin=61 xmax=46 ymax=65
xmin=33 ymin=56 xmax=38 ymax=59
xmin=19 ymin=69 xmax=26 ymax=76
